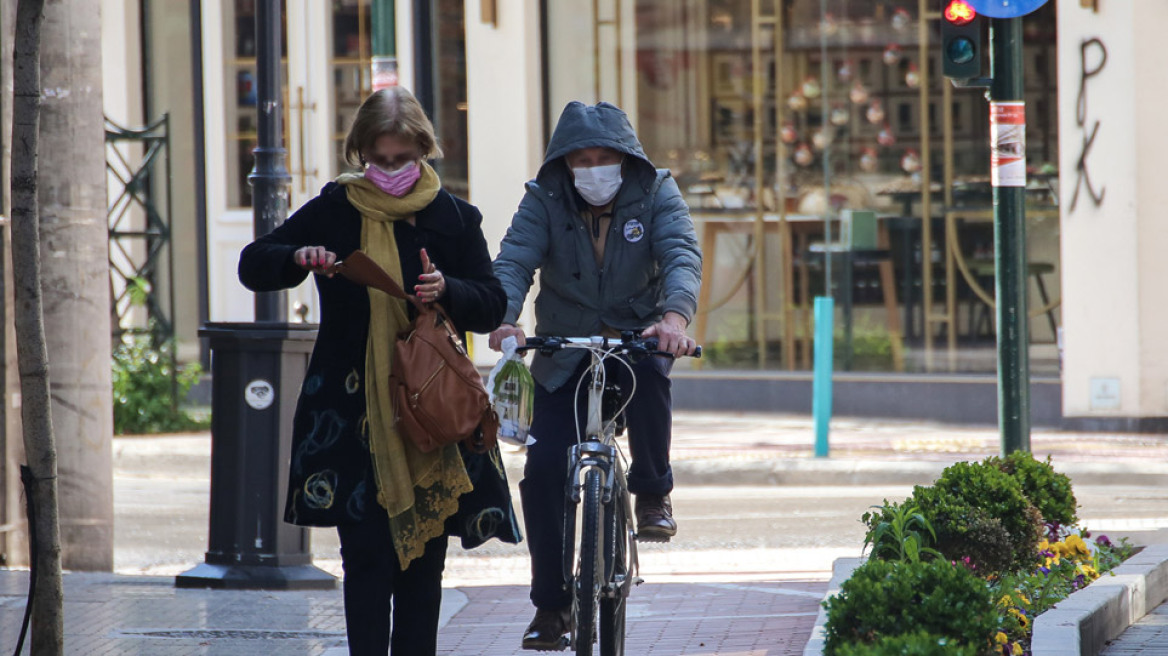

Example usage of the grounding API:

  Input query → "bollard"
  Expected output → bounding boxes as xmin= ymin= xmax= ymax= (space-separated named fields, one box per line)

xmin=812 ymin=297 xmax=834 ymax=458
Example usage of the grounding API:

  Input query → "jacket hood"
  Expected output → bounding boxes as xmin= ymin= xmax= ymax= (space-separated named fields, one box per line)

xmin=538 ymin=102 xmax=654 ymax=187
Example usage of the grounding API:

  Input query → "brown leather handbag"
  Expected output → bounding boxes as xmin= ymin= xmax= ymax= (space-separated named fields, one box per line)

xmin=335 ymin=250 xmax=498 ymax=453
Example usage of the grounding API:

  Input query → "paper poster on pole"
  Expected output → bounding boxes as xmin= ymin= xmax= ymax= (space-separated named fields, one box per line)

xmin=990 ymin=101 xmax=1026 ymax=187
xmin=372 ymin=56 xmax=399 ymax=91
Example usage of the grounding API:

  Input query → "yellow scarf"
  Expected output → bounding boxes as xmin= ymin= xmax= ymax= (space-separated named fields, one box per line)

xmin=337 ymin=162 xmax=472 ymax=568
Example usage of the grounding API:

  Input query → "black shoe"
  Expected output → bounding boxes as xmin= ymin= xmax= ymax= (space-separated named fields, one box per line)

xmin=521 ymin=606 xmax=572 ymax=651
xmin=636 ymin=493 xmax=678 ymax=542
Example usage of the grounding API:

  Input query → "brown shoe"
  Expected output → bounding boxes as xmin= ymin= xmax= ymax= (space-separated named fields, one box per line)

xmin=635 ymin=493 xmax=677 ymax=542
xmin=521 ymin=606 xmax=572 ymax=651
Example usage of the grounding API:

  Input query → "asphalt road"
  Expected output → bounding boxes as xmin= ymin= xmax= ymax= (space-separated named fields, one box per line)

xmin=112 ymin=433 xmax=1168 ymax=583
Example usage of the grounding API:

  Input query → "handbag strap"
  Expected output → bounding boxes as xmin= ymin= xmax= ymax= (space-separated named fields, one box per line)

xmin=334 ymin=249 xmax=455 ymax=323
xmin=333 ymin=250 xmax=410 ymax=300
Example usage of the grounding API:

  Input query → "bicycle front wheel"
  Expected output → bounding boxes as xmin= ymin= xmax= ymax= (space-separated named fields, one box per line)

xmin=600 ymin=482 xmax=632 ymax=656
xmin=574 ymin=468 xmax=604 ymax=656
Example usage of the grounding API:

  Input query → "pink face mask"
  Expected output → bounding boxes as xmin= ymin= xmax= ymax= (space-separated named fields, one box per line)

xmin=365 ymin=160 xmax=422 ymax=197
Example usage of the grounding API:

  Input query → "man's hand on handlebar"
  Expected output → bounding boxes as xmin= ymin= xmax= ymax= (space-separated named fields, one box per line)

xmin=488 ymin=324 xmax=527 ymax=351
xmin=641 ymin=312 xmax=697 ymax=358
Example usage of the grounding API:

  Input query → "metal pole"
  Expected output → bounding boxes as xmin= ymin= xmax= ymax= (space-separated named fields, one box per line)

xmin=989 ymin=17 xmax=1030 ymax=454
xmin=250 ymin=0 xmax=290 ymax=323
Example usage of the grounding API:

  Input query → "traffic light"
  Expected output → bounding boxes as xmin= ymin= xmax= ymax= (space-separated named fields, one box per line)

xmin=941 ymin=0 xmax=982 ymax=81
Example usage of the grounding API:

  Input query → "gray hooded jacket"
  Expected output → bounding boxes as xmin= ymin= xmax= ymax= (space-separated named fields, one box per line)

xmin=493 ymin=101 xmax=702 ymax=392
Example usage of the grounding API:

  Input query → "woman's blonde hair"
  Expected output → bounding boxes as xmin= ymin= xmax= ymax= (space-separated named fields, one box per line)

xmin=343 ymin=87 xmax=443 ymax=167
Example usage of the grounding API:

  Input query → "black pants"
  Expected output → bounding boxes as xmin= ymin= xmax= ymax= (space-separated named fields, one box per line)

xmin=337 ymin=508 xmax=448 ymax=655
xmin=520 ymin=355 xmax=674 ymax=610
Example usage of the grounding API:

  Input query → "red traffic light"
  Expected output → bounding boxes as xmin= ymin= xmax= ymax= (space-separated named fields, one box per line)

xmin=944 ymin=0 xmax=977 ymax=25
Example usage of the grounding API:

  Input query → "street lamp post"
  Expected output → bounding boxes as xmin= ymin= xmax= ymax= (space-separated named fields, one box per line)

xmin=177 ymin=0 xmax=334 ymax=590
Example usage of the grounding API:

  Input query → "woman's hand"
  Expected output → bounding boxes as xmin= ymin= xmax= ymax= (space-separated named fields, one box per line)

xmin=488 ymin=324 xmax=526 ymax=351
xmin=294 ymin=246 xmax=337 ymax=276
xmin=415 ymin=248 xmax=446 ymax=303
xmin=641 ymin=311 xmax=697 ymax=357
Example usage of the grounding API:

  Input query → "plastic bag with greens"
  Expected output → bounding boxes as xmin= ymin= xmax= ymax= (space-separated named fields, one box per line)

xmin=487 ymin=336 xmax=536 ymax=446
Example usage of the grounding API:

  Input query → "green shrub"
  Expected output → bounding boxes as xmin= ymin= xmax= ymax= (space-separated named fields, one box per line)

xmin=835 ymin=631 xmax=979 ymax=656
xmin=112 ymin=335 xmax=207 ymax=435
xmin=987 ymin=452 xmax=1078 ymax=526
xmin=913 ymin=461 xmax=1042 ymax=573
xmin=823 ymin=559 xmax=997 ymax=656
xmin=861 ymin=499 xmax=942 ymax=564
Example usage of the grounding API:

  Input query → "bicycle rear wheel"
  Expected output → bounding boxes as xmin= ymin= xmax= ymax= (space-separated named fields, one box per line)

xmin=574 ymin=469 xmax=604 ymax=656
xmin=600 ymin=482 xmax=632 ymax=656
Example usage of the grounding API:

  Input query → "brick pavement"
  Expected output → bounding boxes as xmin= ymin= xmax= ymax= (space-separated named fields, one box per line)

xmin=0 ymin=569 xmax=825 ymax=655
xmin=438 ymin=580 xmax=824 ymax=656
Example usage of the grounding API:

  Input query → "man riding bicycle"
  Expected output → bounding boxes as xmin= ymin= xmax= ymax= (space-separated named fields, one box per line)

xmin=489 ymin=101 xmax=702 ymax=650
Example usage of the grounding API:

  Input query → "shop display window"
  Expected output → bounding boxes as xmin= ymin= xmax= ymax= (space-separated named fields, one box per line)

xmin=634 ymin=0 xmax=1061 ymax=374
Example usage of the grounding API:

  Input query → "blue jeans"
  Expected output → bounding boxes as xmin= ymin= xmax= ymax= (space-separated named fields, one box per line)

xmin=519 ymin=355 xmax=674 ymax=610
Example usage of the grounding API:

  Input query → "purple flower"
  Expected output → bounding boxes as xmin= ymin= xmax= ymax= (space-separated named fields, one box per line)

xmin=1096 ymin=535 xmax=1112 ymax=548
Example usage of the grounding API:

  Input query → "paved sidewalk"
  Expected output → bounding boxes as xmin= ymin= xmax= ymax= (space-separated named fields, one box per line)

xmin=1 ymin=411 xmax=1167 ymax=654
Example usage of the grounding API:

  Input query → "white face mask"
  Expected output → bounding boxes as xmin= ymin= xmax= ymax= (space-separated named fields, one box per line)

xmin=572 ymin=163 xmax=623 ymax=207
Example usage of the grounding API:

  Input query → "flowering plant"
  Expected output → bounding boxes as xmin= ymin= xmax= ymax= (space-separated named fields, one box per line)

xmin=829 ymin=452 xmax=1135 ymax=656
xmin=990 ymin=527 xmax=1134 ymax=655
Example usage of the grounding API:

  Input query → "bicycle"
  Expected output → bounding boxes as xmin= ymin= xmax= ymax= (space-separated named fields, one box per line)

xmin=516 ymin=333 xmax=701 ymax=656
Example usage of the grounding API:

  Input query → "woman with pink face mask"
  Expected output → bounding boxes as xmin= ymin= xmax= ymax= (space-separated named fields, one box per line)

xmin=238 ymin=87 xmax=519 ymax=655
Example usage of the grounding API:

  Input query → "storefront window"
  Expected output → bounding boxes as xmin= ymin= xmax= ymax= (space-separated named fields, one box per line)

xmin=224 ymin=0 xmax=288 ymax=209
xmin=635 ymin=0 xmax=1060 ymax=375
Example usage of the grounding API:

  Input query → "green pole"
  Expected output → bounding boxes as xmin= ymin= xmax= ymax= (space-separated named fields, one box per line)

xmin=371 ymin=0 xmax=398 ymax=89
xmin=989 ymin=17 xmax=1030 ymax=455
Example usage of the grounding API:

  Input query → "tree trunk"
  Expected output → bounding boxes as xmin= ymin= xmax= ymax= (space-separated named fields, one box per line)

xmin=1 ymin=0 xmax=32 ymax=573
xmin=37 ymin=0 xmax=114 ymax=571
xmin=11 ymin=0 xmax=65 ymax=652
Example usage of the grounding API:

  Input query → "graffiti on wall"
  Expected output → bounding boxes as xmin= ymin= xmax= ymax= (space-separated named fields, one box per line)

xmin=1070 ymin=37 xmax=1107 ymax=212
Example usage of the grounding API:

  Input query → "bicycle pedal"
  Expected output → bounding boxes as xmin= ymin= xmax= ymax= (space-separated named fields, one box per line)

xmin=633 ymin=576 xmax=645 ymax=586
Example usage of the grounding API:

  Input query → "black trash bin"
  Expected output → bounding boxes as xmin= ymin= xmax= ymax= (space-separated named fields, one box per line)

xmin=176 ymin=322 xmax=336 ymax=590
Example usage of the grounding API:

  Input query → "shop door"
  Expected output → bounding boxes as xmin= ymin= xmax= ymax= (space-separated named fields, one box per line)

xmin=203 ymin=0 xmax=376 ymax=323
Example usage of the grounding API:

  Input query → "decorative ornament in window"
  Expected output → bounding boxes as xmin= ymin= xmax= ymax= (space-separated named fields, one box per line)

xmin=849 ymin=81 xmax=870 ymax=105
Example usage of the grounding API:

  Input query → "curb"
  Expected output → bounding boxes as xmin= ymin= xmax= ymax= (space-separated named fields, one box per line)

xmin=670 ymin=460 xmax=1168 ymax=488
xmin=802 ymin=557 xmax=862 ymax=656
xmin=802 ymin=546 xmax=1168 ymax=655
xmin=1031 ymin=543 xmax=1168 ymax=656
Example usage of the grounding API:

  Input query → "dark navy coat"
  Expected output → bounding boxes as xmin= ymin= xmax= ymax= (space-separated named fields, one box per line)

xmin=239 ymin=182 xmax=520 ymax=548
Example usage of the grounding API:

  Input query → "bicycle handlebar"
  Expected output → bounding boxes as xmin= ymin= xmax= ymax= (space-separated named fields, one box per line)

xmin=516 ymin=335 xmax=702 ymax=359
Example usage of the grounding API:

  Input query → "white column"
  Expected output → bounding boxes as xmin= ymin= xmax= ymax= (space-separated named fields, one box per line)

xmin=464 ymin=0 xmax=545 ymax=362
xmin=1058 ymin=0 xmax=1168 ymax=421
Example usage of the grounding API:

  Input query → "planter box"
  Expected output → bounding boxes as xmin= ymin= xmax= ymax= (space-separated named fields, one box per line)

xmin=804 ymin=545 xmax=1168 ymax=656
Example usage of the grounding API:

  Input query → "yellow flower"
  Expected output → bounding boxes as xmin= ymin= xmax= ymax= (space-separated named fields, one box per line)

xmin=1009 ymin=608 xmax=1030 ymax=628
xmin=1066 ymin=533 xmax=1091 ymax=556
xmin=1012 ymin=643 xmax=1023 ymax=655
xmin=1038 ymin=539 xmax=1050 ymax=551
xmin=1079 ymin=563 xmax=1099 ymax=580
xmin=995 ymin=631 xmax=1009 ymax=645
xmin=1017 ymin=593 xmax=1031 ymax=606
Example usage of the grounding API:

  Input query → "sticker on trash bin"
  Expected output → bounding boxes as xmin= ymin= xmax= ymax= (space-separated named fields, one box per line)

xmin=245 ymin=379 xmax=275 ymax=410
